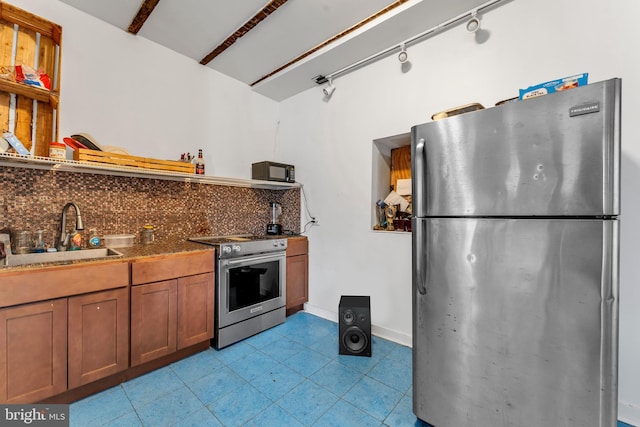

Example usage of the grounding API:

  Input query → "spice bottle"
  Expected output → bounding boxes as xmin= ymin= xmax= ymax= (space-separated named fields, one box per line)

xmin=141 ymin=225 xmax=155 ymax=245
xmin=195 ymin=149 xmax=205 ymax=175
xmin=49 ymin=141 xmax=66 ymax=159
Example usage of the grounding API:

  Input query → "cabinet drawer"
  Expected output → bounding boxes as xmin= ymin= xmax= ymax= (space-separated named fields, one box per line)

xmin=0 ymin=260 xmax=129 ymax=308
xmin=286 ymin=237 xmax=308 ymax=257
xmin=131 ymin=251 xmax=214 ymax=285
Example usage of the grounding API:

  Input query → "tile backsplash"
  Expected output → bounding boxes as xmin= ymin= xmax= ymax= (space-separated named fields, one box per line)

xmin=0 ymin=167 xmax=301 ymax=249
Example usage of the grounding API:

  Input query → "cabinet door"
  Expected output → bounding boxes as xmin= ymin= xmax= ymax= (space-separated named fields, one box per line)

xmin=130 ymin=280 xmax=177 ymax=366
xmin=68 ymin=288 xmax=129 ymax=389
xmin=0 ymin=299 xmax=67 ymax=403
xmin=286 ymin=254 xmax=309 ymax=310
xmin=177 ymin=273 xmax=214 ymax=349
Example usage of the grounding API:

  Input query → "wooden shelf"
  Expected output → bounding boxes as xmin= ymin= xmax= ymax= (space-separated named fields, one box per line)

xmin=0 ymin=2 xmax=62 ymax=157
xmin=0 ymin=79 xmax=59 ymax=108
xmin=0 ymin=153 xmax=300 ymax=190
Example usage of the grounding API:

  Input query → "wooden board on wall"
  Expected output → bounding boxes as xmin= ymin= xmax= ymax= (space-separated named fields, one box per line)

xmin=14 ymin=25 xmax=36 ymax=151
xmin=0 ymin=20 xmax=13 ymax=133
xmin=35 ymin=34 xmax=57 ymax=154
xmin=390 ymin=145 xmax=411 ymax=192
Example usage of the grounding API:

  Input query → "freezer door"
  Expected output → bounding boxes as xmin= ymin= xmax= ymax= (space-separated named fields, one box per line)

xmin=412 ymin=218 xmax=618 ymax=427
xmin=411 ymin=78 xmax=620 ymax=217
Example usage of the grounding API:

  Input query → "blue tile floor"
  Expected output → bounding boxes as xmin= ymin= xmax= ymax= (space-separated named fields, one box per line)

xmin=70 ymin=312 xmax=635 ymax=427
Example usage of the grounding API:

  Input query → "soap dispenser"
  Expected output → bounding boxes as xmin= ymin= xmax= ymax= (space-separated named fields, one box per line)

xmin=69 ymin=231 xmax=82 ymax=250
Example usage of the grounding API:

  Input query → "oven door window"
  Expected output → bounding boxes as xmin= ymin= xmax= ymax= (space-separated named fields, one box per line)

xmin=228 ymin=260 xmax=280 ymax=312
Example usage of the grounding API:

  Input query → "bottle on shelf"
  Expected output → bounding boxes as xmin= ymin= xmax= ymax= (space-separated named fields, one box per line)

xmin=195 ymin=149 xmax=205 ymax=175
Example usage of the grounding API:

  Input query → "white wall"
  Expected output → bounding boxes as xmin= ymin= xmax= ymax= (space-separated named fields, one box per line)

xmin=9 ymin=0 xmax=640 ymax=423
xmin=278 ymin=0 xmax=640 ymax=423
xmin=11 ymin=0 xmax=280 ymax=179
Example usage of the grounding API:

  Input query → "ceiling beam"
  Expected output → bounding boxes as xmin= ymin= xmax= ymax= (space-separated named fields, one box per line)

xmin=250 ymin=0 xmax=409 ymax=87
xmin=128 ymin=0 xmax=161 ymax=35
xmin=200 ymin=0 xmax=289 ymax=66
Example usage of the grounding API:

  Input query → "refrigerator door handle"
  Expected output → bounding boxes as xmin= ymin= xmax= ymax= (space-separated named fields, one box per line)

xmin=414 ymin=219 xmax=427 ymax=295
xmin=412 ymin=137 xmax=427 ymax=295
xmin=414 ymin=138 xmax=426 ymax=218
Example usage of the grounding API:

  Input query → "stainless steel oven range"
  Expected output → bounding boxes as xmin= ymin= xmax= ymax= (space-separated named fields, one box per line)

xmin=188 ymin=234 xmax=287 ymax=349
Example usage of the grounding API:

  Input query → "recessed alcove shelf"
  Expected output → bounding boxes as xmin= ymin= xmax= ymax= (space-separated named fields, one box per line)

xmin=371 ymin=132 xmax=411 ymax=231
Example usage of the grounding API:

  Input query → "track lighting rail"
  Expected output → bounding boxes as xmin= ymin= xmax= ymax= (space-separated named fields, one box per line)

xmin=314 ymin=0 xmax=508 ymax=85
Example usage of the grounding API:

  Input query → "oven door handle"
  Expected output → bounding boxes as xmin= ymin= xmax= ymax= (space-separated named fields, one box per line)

xmin=224 ymin=253 xmax=284 ymax=265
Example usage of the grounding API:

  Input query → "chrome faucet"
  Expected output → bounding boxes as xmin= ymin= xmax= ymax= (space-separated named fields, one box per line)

xmin=58 ymin=202 xmax=84 ymax=251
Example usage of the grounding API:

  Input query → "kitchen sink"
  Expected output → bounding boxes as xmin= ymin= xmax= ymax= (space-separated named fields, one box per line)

xmin=4 ymin=248 xmax=124 ymax=267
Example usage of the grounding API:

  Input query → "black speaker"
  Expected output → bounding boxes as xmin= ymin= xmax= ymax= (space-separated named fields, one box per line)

xmin=339 ymin=295 xmax=371 ymax=357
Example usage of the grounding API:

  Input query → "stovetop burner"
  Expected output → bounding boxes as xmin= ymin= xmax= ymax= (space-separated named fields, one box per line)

xmin=188 ymin=234 xmax=287 ymax=258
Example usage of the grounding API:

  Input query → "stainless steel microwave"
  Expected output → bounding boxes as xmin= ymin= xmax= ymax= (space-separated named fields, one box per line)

xmin=252 ymin=161 xmax=295 ymax=183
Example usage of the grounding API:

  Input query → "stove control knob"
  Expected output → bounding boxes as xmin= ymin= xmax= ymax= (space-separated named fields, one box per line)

xmin=273 ymin=241 xmax=279 ymax=247
xmin=222 ymin=246 xmax=232 ymax=254
xmin=279 ymin=241 xmax=286 ymax=247
xmin=233 ymin=245 xmax=241 ymax=252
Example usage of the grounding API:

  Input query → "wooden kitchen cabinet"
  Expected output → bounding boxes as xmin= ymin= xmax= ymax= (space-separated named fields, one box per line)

xmin=68 ymin=288 xmax=129 ymax=389
xmin=286 ymin=237 xmax=309 ymax=315
xmin=130 ymin=251 xmax=214 ymax=367
xmin=178 ymin=273 xmax=214 ymax=349
xmin=0 ymin=259 xmax=129 ymax=404
xmin=0 ymin=299 xmax=67 ymax=403
xmin=130 ymin=280 xmax=177 ymax=366
xmin=0 ymin=252 xmax=215 ymax=403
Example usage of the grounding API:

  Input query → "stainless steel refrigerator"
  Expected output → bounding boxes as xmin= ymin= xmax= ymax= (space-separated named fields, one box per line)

xmin=411 ymin=78 xmax=620 ymax=427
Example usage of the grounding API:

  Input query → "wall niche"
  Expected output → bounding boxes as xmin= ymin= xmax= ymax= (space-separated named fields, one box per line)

xmin=371 ymin=132 xmax=411 ymax=233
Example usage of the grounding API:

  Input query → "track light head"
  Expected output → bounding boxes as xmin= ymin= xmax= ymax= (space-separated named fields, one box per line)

xmin=323 ymin=79 xmax=335 ymax=97
xmin=313 ymin=75 xmax=329 ymax=85
xmin=466 ymin=11 xmax=481 ymax=33
xmin=398 ymin=43 xmax=408 ymax=64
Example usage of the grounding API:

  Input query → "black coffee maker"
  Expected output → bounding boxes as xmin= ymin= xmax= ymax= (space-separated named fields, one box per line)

xmin=266 ymin=202 xmax=283 ymax=235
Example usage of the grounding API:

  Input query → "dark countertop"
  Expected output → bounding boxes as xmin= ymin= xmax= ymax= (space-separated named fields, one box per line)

xmin=256 ymin=233 xmax=307 ymax=241
xmin=0 ymin=240 xmax=213 ymax=273
xmin=114 ymin=240 xmax=214 ymax=259
xmin=0 ymin=235 xmax=307 ymax=273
